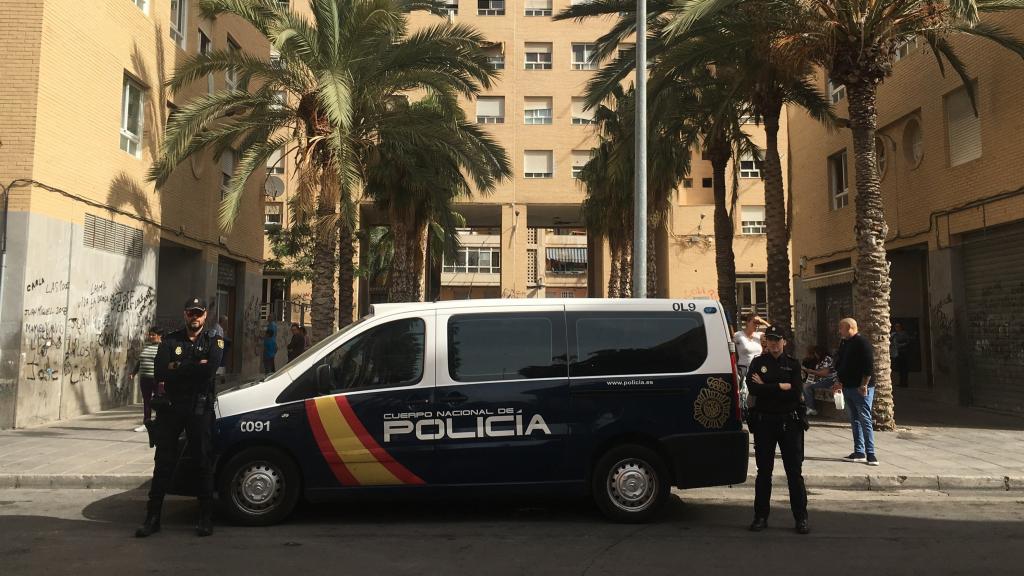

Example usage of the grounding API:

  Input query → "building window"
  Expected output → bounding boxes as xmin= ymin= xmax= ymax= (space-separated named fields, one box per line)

xmin=442 ymin=0 xmax=458 ymax=15
xmin=84 ymin=214 xmax=144 ymax=259
xmin=702 ymin=177 xmax=713 ymax=188
xmin=525 ymin=43 xmax=553 ymax=70
xmin=443 ymin=247 xmax=502 ymax=273
xmin=120 ymin=75 xmax=145 ymax=158
xmin=476 ymin=96 xmax=505 ymax=124
xmin=169 ymin=0 xmax=186 ymax=48
xmin=271 ymin=90 xmax=286 ymax=110
xmin=225 ymin=37 xmax=240 ymax=91
xmin=560 ymin=291 xmax=575 ymax=298
xmin=572 ymin=43 xmax=597 ymax=70
xmin=524 ymin=0 xmax=551 ymax=16
xmin=571 ymin=97 xmax=595 ymax=125
xmin=571 ymin=149 xmax=593 ymax=178
xmin=828 ymin=150 xmax=848 ymax=209
xmin=739 ymin=149 xmax=762 ymax=178
xmin=737 ymin=277 xmax=768 ymax=317
xmin=524 ymin=150 xmax=553 ymax=178
xmin=828 ymin=78 xmax=846 ymax=104
xmin=894 ymin=36 xmax=919 ymax=61
xmin=683 ymin=178 xmax=693 ymax=188
xmin=546 ymin=247 xmax=587 ymax=275
xmin=275 ymin=0 xmax=290 ymax=9
xmin=132 ymin=0 xmax=147 ymax=13
xmin=221 ymin=149 xmax=236 ymax=199
xmin=267 ymin=147 xmax=285 ymax=175
xmin=478 ymin=0 xmax=504 ymax=15
xmin=946 ymin=83 xmax=981 ymax=167
xmin=524 ymin=97 xmax=553 ymax=125
xmin=199 ymin=30 xmax=214 ymax=93
xmin=265 ymin=202 xmax=283 ymax=228
xmin=902 ymin=116 xmax=924 ymax=168
xmin=617 ymin=43 xmax=635 ymax=62
xmin=483 ymin=43 xmax=504 ymax=70
xmin=740 ymin=206 xmax=766 ymax=235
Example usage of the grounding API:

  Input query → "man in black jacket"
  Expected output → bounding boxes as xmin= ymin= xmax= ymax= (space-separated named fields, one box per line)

xmin=746 ymin=326 xmax=809 ymax=535
xmin=831 ymin=318 xmax=878 ymax=466
xmin=136 ymin=297 xmax=224 ymax=538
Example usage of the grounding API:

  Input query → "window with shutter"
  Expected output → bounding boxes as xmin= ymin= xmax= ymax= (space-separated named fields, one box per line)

xmin=524 ymin=97 xmax=553 ymax=124
xmin=740 ymin=206 xmax=766 ymax=235
xmin=571 ymin=97 xmax=595 ymax=125
xmin=524 ymin=0 xmax=552 ymax=16
xmin=524 ymin=150 xmax=553 ymax=178
xmin=525 ymin=43 xmax=553 ymax=70
xmin=946 ymin=84 xmax=981 ymax=167
xmin=571 ymin=149 xmax=593 ymax=178
xmin=476 ymin=96 xmax=505 ymax=123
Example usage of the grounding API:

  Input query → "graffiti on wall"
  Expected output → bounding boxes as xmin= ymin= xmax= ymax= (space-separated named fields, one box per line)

xmin=929 ymin=294 xmax=954 ymax=375
xmin=680 ymin=287 xmax=719 ymax=300
xmin=21 ymin=278 xmax=156 ymax=404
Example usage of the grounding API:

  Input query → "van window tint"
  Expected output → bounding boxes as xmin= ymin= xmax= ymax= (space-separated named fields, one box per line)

xmin=448 ymin=313 xmax=566 ymax=382
xmin=570 ymin=313 xmax=707 ymax=376
xmin=279 ymin=318 xmax=425 ymax=402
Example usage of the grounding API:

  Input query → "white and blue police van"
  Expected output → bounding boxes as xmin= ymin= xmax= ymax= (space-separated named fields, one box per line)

xmin=201 ymin=299 xmax=748 ymax=524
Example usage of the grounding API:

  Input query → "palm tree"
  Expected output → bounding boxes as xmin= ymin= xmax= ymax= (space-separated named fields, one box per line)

xmin=148 ymin=0 xmax=500 ymax=341
xmin=365 ymin=96 xmax=510 ymax=302
xmin=674 ymin=0 xmax=1024 ymax=430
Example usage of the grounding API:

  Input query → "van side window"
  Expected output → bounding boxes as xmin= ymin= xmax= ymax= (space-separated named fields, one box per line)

xmin=448 ymin=313 xmax=567 ymax=382
xmin=569 ymin=312 xmax=707 ymax=377
xmin=277 ymin=318 xmax=425 ymax=402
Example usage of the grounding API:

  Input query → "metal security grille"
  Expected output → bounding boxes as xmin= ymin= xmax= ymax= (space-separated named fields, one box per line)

xmin=84 ymin=214 xmax=143 ymax=258
xmin=963 ymin=222 xmax=1024 ymax=414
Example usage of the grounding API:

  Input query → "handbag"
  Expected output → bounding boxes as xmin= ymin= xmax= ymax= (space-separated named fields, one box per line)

xmin=833 ymin=389 xmax=845 ymax=410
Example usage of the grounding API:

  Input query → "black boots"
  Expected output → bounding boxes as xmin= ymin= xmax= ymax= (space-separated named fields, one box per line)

xmin=196 ymin=500 xmax=214 ymax=537
xmin=748 ymin=518 xmax=768 ymax=532
xmin=135 ymin=512 xmax=161 ymax=538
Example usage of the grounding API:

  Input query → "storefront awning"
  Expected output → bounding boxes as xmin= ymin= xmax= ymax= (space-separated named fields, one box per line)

xmin=802 ymin=268 xmax=855 ymax=290
xmin=546 ymin=247 xmax=587 ymax=264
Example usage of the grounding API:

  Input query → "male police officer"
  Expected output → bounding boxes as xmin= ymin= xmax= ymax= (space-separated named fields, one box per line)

xmin=136 ymin=297 xmax=224 ymax=538
xmin=746 ymin=325 xmax=809 ymax=535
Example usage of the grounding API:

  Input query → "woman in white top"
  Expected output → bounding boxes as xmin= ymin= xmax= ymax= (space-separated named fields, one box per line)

xmin=734 ymin=313 xmax=769 ymax=409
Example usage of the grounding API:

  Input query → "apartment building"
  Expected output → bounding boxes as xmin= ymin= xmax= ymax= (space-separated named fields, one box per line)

xmin=788 ymin=13 xmax=1024 ymax=414
xmin=270 ymin=1 xmax=775 ymax=323
xmin=0 ymin=0 xmax=266 ymax=428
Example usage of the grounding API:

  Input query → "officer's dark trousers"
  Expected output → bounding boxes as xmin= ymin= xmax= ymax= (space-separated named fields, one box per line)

xmin=750 ymin=411 xmax=807 ymax=521
xmin=147 ymin=399 xmax=214 ymax=512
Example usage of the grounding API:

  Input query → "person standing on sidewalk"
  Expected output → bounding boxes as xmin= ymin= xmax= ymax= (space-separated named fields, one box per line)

xmin=746 ymin=326 xmax=809 ymax=535
xmin=832 ymin=318 xmax=879 ymax=466
xmin=801 ymin=345 xmax=835 ymax=416
xmin=286 ymin=323 xmax=305 ymax=362
xmin=136 ymin=297 xmax=224 ymax=539
xmin=734 ymin=313 xmax=769 ymax=410
xmin=131 ymin=327 xmax=163 ymax=432
xmin=262 ymin=322 xmax=278 ymax=374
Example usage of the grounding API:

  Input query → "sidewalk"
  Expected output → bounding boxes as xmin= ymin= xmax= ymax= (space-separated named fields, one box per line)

xmin=1 ymin=388 xmax=1022 ymax=491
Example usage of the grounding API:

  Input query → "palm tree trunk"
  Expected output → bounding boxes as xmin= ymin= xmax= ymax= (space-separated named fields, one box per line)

xmin=711 ymin=147 xmax=738 ymax=324
xmin=846 ymin=82 xmax=895 ymax=431
xmin=311 ymin=178 xmax=338 ymax=342
xmin=338 ymin=222 xmax=356 ymax=328
xmin=608 ymin=234 xmax=622 ymax=297
xmin=620 ymin=223 xmax=634 ymax=298
xmin=646 ymin=215 xmax=658 ymax=297
xmin=413 ymin=221 xmax=428 ymax=302
xmin=386 ymin=211 xmax=421 ymax=303
xmin=761 ymin=104 xmax=792 ymax=334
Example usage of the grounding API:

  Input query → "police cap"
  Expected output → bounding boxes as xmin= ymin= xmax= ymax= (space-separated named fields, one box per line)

xmin=764 ymin=325 xmax=788 ymax=340
xmin=184 ymin=297 xmax=208 ymax=312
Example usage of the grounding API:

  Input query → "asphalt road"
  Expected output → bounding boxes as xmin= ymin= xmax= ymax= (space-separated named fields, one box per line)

xmin=1 ymin=487 xmax=1022 ymax=575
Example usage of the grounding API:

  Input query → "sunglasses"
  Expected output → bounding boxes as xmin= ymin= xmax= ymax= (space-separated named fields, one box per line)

xmin=185 ymin=309 xmax=206 ymax=317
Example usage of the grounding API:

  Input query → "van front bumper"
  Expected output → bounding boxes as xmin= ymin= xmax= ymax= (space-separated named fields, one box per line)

xmin=662 ymin=430 xmax=749 ymax=489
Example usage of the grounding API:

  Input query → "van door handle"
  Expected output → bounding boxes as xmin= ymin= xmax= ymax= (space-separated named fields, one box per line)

xmin=442 ymin=392 xmax=468 ymax=406
xmin=406 ymin=396 xmax=431 ymax=409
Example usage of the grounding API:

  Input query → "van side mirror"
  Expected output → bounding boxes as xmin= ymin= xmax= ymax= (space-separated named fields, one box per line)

xmin=315 ymin=364 xmax=333 ymax=395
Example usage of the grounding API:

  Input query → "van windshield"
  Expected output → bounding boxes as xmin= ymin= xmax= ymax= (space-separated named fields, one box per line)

xmin=263 ymin=316 xmax=369 ymax=380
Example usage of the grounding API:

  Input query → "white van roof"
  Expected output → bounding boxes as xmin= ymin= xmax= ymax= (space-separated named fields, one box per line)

xmin=370 ymin=298 xmax=723 ymax=317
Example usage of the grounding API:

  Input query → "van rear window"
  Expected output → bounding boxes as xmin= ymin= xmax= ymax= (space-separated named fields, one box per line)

xmin=570 ymin=312 xmax=707 ymax=377
xmin=448 ymin=313 xmax=567 ymax=382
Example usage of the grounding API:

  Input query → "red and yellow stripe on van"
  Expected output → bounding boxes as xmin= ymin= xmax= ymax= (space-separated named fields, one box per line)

xmin=306 ymin=396 xmax=425 ymax=486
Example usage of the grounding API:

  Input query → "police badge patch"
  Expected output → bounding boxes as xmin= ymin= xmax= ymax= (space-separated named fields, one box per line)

xmin=217 ymin=339 xmax=224 ymax=349
xmin=174 ymin=346 xmax=182 ymax=356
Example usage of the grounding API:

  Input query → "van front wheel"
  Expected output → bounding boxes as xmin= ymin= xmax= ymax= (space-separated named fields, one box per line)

xmin=219 ymin=446 xmax=300 ymax=526
xmin=592 ymin=444 xmax=670 ymax=523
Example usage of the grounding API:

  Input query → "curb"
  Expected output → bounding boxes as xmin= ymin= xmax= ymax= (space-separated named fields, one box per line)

xmin=0 ymin=474 xmax=150 ymax=490
xmin=1 ymin=473 xmax=1020 ymax=491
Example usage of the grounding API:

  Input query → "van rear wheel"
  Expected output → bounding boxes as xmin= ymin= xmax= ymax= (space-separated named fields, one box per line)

xmin=219 ymin=446 xmax=300 ymax=526
xmin=592 ymin=444 xmax=670 ymax=523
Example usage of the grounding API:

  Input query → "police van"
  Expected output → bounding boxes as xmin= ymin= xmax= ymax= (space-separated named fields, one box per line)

xmin=209 ymin=299 xmax=748 ymax=524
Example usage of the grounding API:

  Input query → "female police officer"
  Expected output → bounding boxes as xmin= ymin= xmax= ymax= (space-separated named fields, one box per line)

xmin=746 ymin=325 xmax=809 ymax=534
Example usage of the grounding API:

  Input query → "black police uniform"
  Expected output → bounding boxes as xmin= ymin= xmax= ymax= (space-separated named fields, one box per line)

xmin=138 ymin=312 xmax=224 ymax=537
xmin=746 ymin=333 xmax=808 ymax=531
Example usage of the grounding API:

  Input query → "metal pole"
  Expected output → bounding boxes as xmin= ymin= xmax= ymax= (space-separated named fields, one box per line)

xmin=633 ymin=0 xmax=648 ymax=298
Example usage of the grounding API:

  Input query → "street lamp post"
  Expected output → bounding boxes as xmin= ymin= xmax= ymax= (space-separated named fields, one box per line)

xmin=633 ymin=0 xmax=647 ymax=298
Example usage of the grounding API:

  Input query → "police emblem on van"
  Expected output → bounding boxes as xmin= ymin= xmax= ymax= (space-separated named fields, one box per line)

xmin=693 ymin=377 xmax=732 ymax=429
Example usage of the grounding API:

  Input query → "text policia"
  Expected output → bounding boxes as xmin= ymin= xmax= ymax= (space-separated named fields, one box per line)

xmin=383 ymin=408 xmax=551 ymax=442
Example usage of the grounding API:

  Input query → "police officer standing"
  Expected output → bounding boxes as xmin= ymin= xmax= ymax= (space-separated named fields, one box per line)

xmin=136 ymin=297 xmax=224 ymax=538
xmin=746 ymin=325 xmax=809 ymax=534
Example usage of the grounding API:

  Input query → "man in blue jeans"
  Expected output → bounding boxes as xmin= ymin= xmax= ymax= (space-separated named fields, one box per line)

xmin=832 ymin=318 xmax=879 ymax=466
